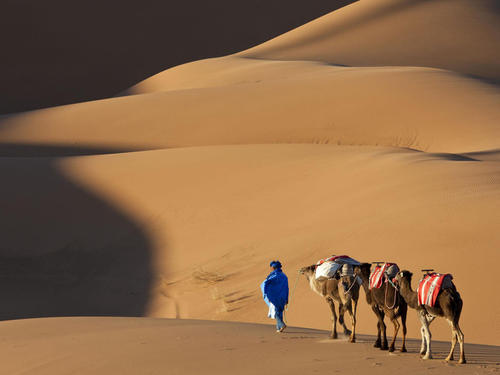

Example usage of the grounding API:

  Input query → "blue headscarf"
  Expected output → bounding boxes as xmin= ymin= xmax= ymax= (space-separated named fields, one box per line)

xmin=270 ymin=260 xmax=282 ymax=269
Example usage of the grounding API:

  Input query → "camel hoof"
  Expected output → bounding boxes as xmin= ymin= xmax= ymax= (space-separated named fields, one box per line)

xmin=380 ymin=346 xmax=389 ymax=351
xmin=422 ymin=354 xmax=432 ymax=360
xmin=388 ymin=347 xmax=395 ymax=352
xmin=374 ymin=341 xmax=381 ymax=348
xmin=400 ymin=347 xmax=407 ymax=353
xmin=349 ymin=337 xmax=356 ymax=343
xmin=458 ymin=358 xmax=466 ymax=364
xmin=330 ymin=334 xmax=338 ymax=340
xmin=445 ymin=356 xmax=453 ymax=362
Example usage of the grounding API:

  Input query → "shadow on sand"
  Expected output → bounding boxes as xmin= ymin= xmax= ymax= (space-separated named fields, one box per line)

xmin=0 ymin=0 xmax=356 ymax=114
xmin=0 ymin=144 xmax=156 ymax=319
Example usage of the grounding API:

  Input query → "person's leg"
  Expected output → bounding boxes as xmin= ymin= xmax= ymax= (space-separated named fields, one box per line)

xmin=275 ymin=308 xmax=286 ymax=332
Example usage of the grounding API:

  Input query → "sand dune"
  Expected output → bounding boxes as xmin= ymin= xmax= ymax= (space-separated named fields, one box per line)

xmin=0 ymin=0 xmax=499 ymax=369
xmin=2 ymin=0 xmax=499 ymax=154
xmin=1 ymin=62 xmax=499 ymax=154
xmin=241 ymin=0 xmax=500 ymax=83
xmin=1 ymin=145 xmax=498 ymax=345
xmin=0 ymin=317 xmax=498 ymax=374
xmin=126 ymin=0 xmax=500 ymax=94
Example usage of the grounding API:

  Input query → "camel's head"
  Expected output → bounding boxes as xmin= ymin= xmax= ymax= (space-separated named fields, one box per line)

xmin=299 ymin=264 xmax=317 ymax=278
xmin=355 ymin=263 xmax=371 ymax=279
xmin=395 ymin=270 xmax=413 ymax=284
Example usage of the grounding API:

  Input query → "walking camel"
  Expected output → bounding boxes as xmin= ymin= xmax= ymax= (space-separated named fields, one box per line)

xmin=299 ymin=264 xmax=360 ymax=342
xmin=355 ymin=263 xmax=407 ymax=352
xmin=395 ymin=270 xmax=466 ymax=364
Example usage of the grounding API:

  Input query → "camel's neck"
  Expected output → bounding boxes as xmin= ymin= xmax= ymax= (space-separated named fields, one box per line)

xmin=305 ymin=273 xmax=324 ymax=296
xmin=357 ymin=272 xmax=372 ymax=305
xmin=399 ymin=278 xmax=418 ymax=309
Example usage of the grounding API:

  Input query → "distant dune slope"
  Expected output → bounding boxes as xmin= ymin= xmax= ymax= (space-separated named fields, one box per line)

xmin=240 ymin=0 xmax=500 ymax=83
xmin=1 ymin=62 xmax=499 ymax=154
xmin=0 ymin=0 xmax=352 ymax=114
xmin=3 ymin=0 xmax=498 ymax=155
xmin=126 ymin=0 xmax=500 ymax=95
xmin=1 ymin=145 xmax=499 ymax=344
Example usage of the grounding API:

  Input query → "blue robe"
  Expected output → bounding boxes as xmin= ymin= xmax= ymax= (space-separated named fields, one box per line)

xmin=261 ymin=269 xmax=289 ymax=315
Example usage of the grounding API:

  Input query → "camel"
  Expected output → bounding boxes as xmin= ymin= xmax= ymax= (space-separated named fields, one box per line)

xmin=299 ymin=264 xmax=360 ymax=342
xmin=355 ymin=263 xmax=407 ymax=352
xmin=395 ymin=270 xmax=466 ymax=364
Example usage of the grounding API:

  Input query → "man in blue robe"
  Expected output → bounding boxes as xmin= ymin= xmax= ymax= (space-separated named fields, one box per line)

xmin=261 ymin=260 xmax=289 ymax=332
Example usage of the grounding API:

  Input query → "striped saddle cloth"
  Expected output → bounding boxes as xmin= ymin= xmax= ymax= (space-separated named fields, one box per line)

xmin=369 ymin=263 xmax=399 ymax=289
xmin=417 ymin=273 xmax=453 ymax=307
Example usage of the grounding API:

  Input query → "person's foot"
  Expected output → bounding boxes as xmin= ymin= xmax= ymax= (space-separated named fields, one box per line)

xmin=278 ymin=325 xmax=287 ymax=333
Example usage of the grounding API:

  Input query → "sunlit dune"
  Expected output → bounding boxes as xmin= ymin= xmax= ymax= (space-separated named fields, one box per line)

xmin=0 ymin=0 xmax=499 ymax=372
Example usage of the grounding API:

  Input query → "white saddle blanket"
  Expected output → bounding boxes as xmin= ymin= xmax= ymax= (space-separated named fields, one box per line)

xmin=315 ymin=261 xmax=342 ymax=280
xmin=315 ymin=256 xmax=360 ymax=280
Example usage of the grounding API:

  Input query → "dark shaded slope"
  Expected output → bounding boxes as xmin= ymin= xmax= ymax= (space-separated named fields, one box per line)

xmin=241 ymin=0 xmax=500 ymax=84
xmin=0 ymin=0 xmax=355 ymax=114
xmin=0 ymin=153 xmax=155 ymax=318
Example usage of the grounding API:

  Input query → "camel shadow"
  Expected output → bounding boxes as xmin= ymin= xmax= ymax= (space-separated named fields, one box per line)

xmin=378 ymin=336 xmax=500 ymax=366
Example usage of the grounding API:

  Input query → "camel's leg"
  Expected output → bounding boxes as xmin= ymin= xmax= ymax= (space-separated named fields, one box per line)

xmin=327 ymin=298 xmax=338 ymax=339
xmin=348 ymin=298 xmax=357 ymax=343
xmin=400 ymin=307 xmax=408 ymax=353
xmin=372 ymin=305 xmax=384 ymax=348
xmin=375 ymin=321 xmax=382 ymax=347
xmin=455 ymin=323 xmax=466 ymax=364
xmin=380 ymin=312 xmax=388 ymax=350
xmin=419 ymin=311 xmax=433 ymax=360
xmin=420 ymin=325 xmax=427 ymax=355
xmin=388 ymin=315 xmax=399 ymax=352
xmin=338 ymin=302 xmax=351 ymax=336
xmin=453 ymin=297 xmax=466 ymax=364
xmin=445 ymin=319 xmax=457 ymax=362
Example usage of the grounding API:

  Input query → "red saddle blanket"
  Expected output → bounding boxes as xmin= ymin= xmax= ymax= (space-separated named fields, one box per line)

xmin=417 ymin=273 xmax=452 ymax=307
xmin=369 ymin=263 xmax=397 ymax=289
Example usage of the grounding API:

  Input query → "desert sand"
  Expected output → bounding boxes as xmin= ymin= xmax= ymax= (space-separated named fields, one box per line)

xmin=0 ymin=0 xmax=499 ymax=372
xmin=0 ymin=318 xmax=498 ymax=375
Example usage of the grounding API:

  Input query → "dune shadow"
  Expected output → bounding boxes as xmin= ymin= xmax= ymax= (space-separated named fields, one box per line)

xmin=419 ymin=153 xmax=480 ymax=162
xmin=0 ymin=143 xmax=145 ymax=157
xmin=0 ymin=147 xmax=156 ymax=319
xmin=398 ymin=148 xmax=481 ymax=162
xmin=0 ymin=0 xmax=356 ymax=115
xmin=463 ymin=149 xmax=500 ymax=161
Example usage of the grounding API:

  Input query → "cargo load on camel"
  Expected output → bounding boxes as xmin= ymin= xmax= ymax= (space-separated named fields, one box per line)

xmin=369 ymin=262 xmax=400 ymax=289
xmin=314 ymin=255 xmax=361 ymax=281
xmin=417 ymin=272 xmax=454 ymax=307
